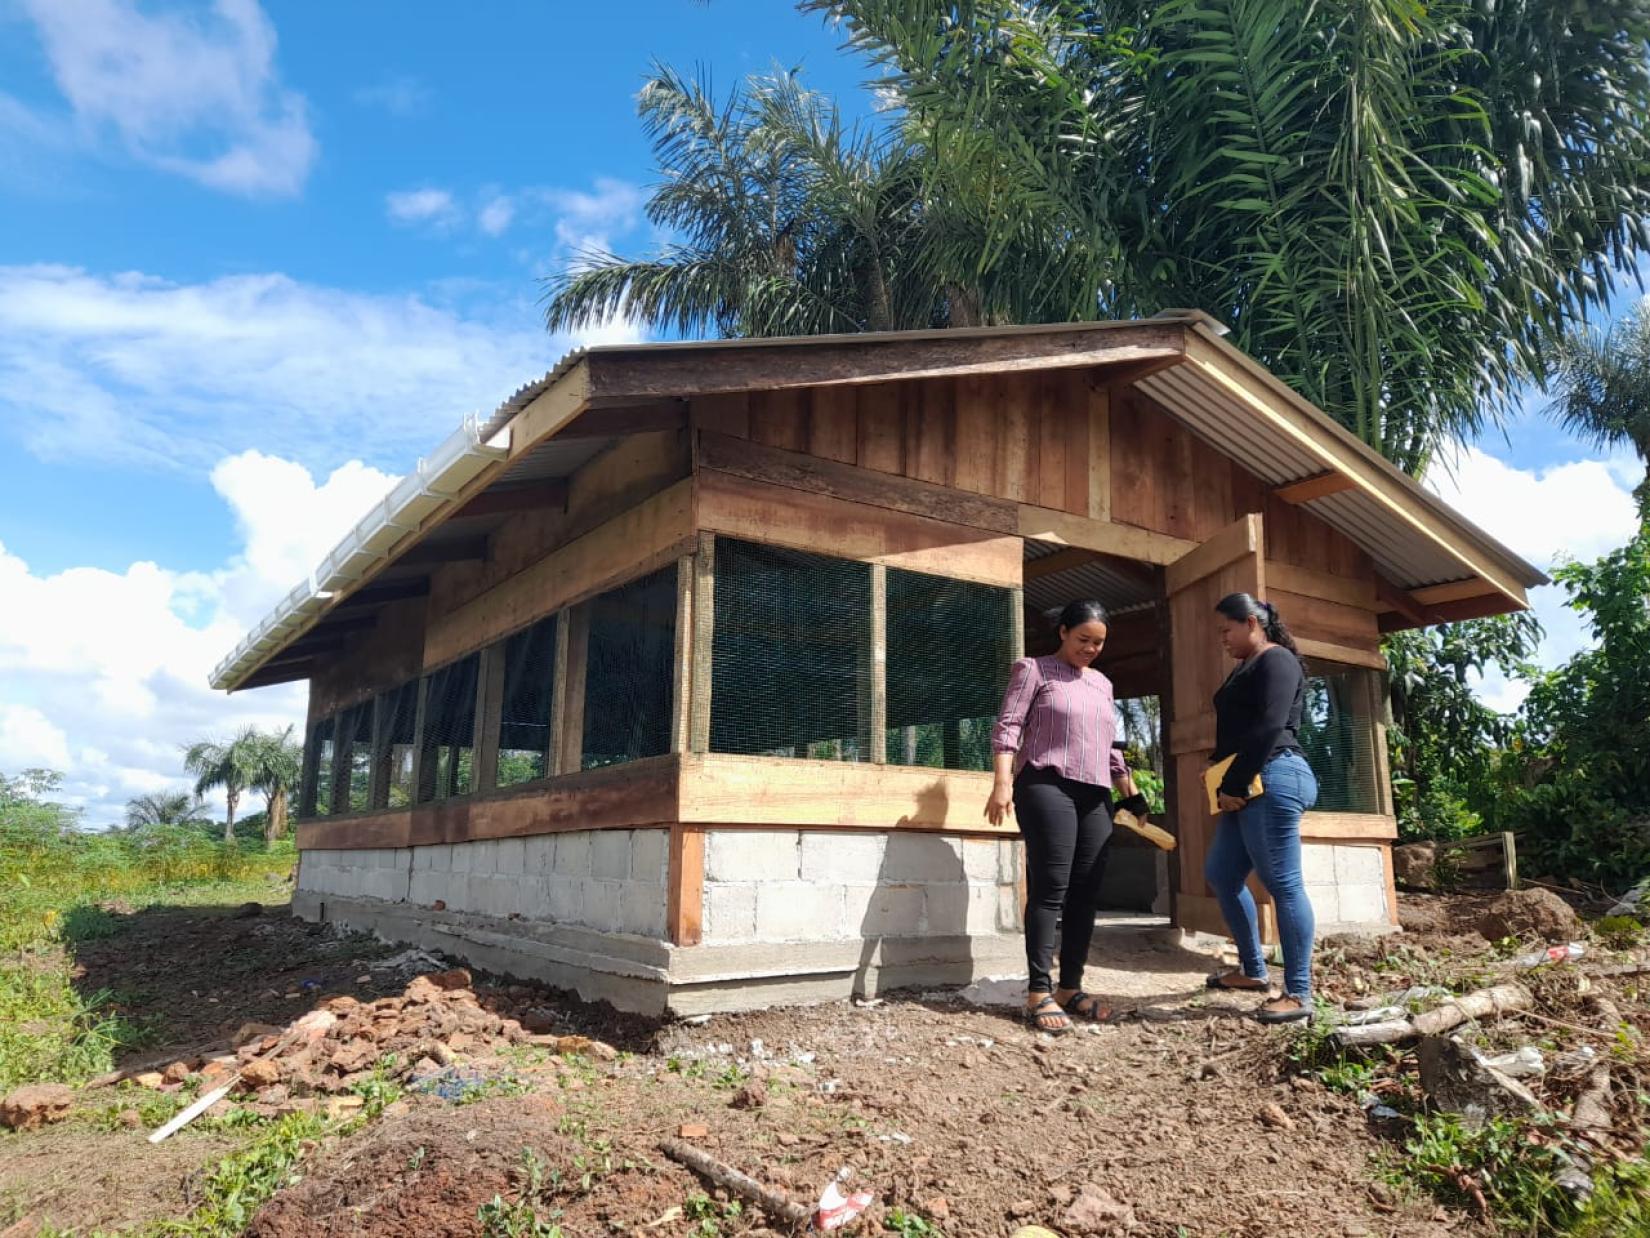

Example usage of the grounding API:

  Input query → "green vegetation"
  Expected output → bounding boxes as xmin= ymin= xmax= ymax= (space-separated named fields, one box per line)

xmin=478 ymin=1149 xmax=566 ymax=1238
xmin=0 ymin=767 xmax=294 ymax=1092
xmin=141 ymin=1112 xmax=326 ymax=1237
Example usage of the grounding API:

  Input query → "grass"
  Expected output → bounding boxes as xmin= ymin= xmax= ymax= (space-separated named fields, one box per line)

xmin=0 ymin=822 xmax=294 ymax=1093
xmin=139 ymin=1111 xmax=326 ymax=1237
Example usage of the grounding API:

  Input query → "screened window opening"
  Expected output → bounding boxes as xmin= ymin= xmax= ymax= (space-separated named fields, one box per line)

xmin=373 ymin=680 xmax=418 ymax=809
xmin=581 ymin=568 xmax=676 ymax=769
xmin=885 ymin=570 xmax=1016 ymax=771
xmin=418 ymin=654 xmax=479 ymax=801
xmin=339 ymin=701 xmax=374 ymax=813
xmin=302 ymin=716 xmax=335 ymax=819
xmin=1299 ymin=665 xmax=1382 ymax=814
xmin=710 ymin=539 xmax=873 ymax=761
xmin=499 ymin=616 xmax=558 ymax=787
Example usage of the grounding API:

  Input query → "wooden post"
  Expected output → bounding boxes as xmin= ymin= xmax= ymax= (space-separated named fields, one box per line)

xmin=689 ymin=532 xmax=716 ymax=754
xmin=368 ymin=690 xmax=391 ymax=811
xmin=556 ymin=605 xmax=590 ymax=776
xmin=473 ymin=644 xmax=505 ymax=793
xmin=670 ymin=555 xmax=695 ymax=754
xmin=868 ymin=563 xmax=887 ymax=764
xmin=667 ymin=825 xmax=705 ymax=946
xmin=1501 ymin=831 xmax=1518 ymax=891
xmin=549 ymin=611 xmax=570 ymax=776
xmin=411 ymin=677 xmax=433 ymax=804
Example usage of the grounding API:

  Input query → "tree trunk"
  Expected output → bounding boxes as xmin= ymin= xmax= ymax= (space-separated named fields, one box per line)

xmin=224 ymin=790 xmax=238 ymax=847
xmin=266 ymin=788 xmax=288 ymax=842
xmin=864 ymin=259 xmax=893 ymax=333
xmin=944 ymin=282 xmax=983 ymax=328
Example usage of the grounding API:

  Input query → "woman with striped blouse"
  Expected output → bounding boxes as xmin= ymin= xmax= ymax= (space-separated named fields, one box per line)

xmin=985 ymin=600 xmax=1130 ymax=1034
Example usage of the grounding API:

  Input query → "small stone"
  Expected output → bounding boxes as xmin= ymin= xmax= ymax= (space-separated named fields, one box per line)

xmin=446 ymin=1033 xmax=475 ymax=1054
xmin=679 ymin=1122 xmax=710 ymax=1139
xmin=235 ymin=901 xmax=263 ymax=918
xmin=427 ymin=968 xmax=471 ymax=991
xmin=1060 ymin=1184 xmax=1134 ymax=1235
xmin=1259 ymin=1102 xmax=1295 ymax=1131
xmin=161 ymin=1061 xmax=192 ymax=1085
xmin=1342 ymin=1223 xmax=1371 ymax=1237
xmin=924 ymin=1197 xmax=950 ymax=1221
xmin=324 ymin=1095 xmax=366 ymax=1121
xmin=1198 ymin=1063 xmax=1219 ymax=1080
xmin=132 ymin=1072 xmax=164 ymax=1090
xmin=355 ymin=975 xmax=372 ymax=985
xmin=775 ymin=1131 xmax=799 ymax=1147
xmin=240 ymin=1058 xmax=282 ymax=1088
xmin=1008 ymin=1199 xmax=1038 ymax=1218
xmin=0 ymin=1084 xmax=75 ymax=1131
xmin=233 ymin=1021 xmax=282 ymax=1046
xmin=731 ymin=1082 xmax=768 ymax=1111
xmin=522 ymin=1009 xmax=557 ymax=1034
xmin=1477 ymin=888 xmax=1582 ymax=944
xmin=117 ymin=1108 xmax=143 ymax=1129
xmin=432 ymin=900 xmax=447 ymax=911
xmin=555 ymin=1035 xmax=618 ymax=1061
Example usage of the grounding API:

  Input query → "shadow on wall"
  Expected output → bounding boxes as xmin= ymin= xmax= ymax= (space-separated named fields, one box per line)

xmin=852 ymin=780 xmax=978 ymax=997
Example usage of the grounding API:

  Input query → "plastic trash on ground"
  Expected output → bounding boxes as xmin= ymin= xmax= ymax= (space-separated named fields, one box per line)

xmin=1512 ymin=942 xmax=1585 ymax=969
xmin=1606 ymin=877 xmax=1649 ymax=919
xmin=1338 ymin=1005 xmax=1407 ymax=1026
xmin=1480 ymin=1046 xmax=1545 ymax=1078
xmin=815 ymin=1168 xmax=875 ymax=1231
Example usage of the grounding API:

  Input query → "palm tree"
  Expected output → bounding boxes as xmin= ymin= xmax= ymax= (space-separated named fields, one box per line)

xmin=246 ymin=726 xmax=303 ymax=842
xmin=544 ymin=66 xmax=1024 ymax=339
xmin=1550 ymin=308 xmax=1650 ymax=515
xmin=766 ymin=1 xmax=1650 ymax=474
xmin=124 ymin=790 xmax=211 ymax=831
xmin=182 ymin=728 xmax=262 ymax=846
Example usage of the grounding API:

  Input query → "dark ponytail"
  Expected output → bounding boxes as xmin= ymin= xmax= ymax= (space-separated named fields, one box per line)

xmin=1215 ymin=593 xmax=1301 ymax=660
xmin=1055 ymin=599 xmax=1109 ymax=631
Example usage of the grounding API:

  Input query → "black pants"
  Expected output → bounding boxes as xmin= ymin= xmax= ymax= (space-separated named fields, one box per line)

xmin=1016 ymin=766 xmax=1114 ymax=994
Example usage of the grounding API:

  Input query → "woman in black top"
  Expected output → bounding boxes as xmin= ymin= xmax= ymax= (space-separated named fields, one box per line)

xmin=1202 ymin=593 xmax=1319 ymax=1023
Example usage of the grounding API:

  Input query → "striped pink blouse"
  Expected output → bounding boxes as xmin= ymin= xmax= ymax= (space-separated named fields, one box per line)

xmin=991 ymin=656 xmax=1128 ymax=788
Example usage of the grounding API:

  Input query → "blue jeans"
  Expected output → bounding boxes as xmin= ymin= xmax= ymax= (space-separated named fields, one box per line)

xmin=1203 ymin=750 xmax=1319 ymax=998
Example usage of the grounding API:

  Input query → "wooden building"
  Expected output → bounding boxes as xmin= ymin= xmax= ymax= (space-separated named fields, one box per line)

xmin=212 ymin=313 xmax=1544 ymax=1013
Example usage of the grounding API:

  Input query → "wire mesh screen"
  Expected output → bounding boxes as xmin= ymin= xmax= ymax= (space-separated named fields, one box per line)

xmin=374 ymin=680 xmax=418 ymax=809
xmin=710 ymin=538 xmax=873 ymax=760
xmin=302 ymin=716 xmax=334 ymax=818
xmin=339 ymin=701 xmax=374 ymax=813
xmin=499 ymin=615 xmax=557 ymax=787
xmin=1299 ymin=665 xmax=1382 ymax=813
xmin=885 ymin=569 xmax=1016 ymax=771
xmin=418 ymin=653 xmax=479 ymax=801
xmin=581 ymin=567 xmax=676 ymax=770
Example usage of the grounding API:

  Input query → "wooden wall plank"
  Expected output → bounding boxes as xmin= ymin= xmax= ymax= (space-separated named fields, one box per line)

xmin=556 ymin=604 xmax=591 ymax=775
xmin=807 ymin=385 xmax=859 ymax=464
xmin=667 ymin=825 xmax=705 ymax=946
xmin=689 ymin=533 xmax=716 ymax=754
xmin=670 ymin=556 xmax=695 ymax=754
xmin=994 ymin=373 xmax=1032 ymax=502
xmin=908 ymin=378 xmax=957 ymax=487
xmin=1061 ymin=371 xmax=1092 ymax=516
xmin=1300 ymin=813 xmax=1398 ymax=841
xmin=751 ymin=387 xmax=810 ymax=453
xmin=1087 ymin=378 xmax=1111 ymax=521
xmin=952 ymin=375 xmax=997 ymax=495
xmin=1035 ymin=372 xmax=1068 ymax=511
xmin=1267 ymin=589 xmax=1382 ymax=649
xmin=855 ymin=382 xmax=905 ymax=475
xmin=696 ymin=470 xmax=1023 ymax=586
xmin=691 ymin=392 xmax=750 ymax=439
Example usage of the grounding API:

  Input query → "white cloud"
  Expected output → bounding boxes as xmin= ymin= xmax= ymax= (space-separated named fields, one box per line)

xmin=386 ymin=187 xmax=462 ymax=229
xmin=15 ymin=0 xmax=316 ymax=197
xmin=1427 ymin=444 xmax=1644 ymax=704
xmin=477 ymin=195 xmax=516 ymax=237
xmin=353 ymin=75 xmax=429 ymax=118
xmin=0 ymin=264 xmax=557 ymax=474
xmin=0 ymin=451 xmax=398 ymax=825
xmin=543 ymin=177 xmax=647 ymax=256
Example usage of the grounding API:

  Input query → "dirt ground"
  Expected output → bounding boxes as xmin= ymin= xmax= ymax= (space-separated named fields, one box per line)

xmin=2 ymin=890 xmax=1640 ymax=1237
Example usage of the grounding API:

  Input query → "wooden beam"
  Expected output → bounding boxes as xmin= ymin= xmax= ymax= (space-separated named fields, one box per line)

xmin=508 ymin=358 xmax=591 ymax=459
xmin=236 ymin=663 xmax=314 ymax=690
xmin=1273 ymin=470 xmax=1356 ymax=504
xmin=1017 ymin=505 xmax=1196 ymax=567
xmin=331 ymin=579 xmax=431 ymax=610
xmin=1299 ymin=813 xmax=1398 ymax=842
xmin=554 ymin=403 xmax=685 ymax=441
xmin=1410 ymin=578 xmax=1500 ymax=606
xmin=1165 ymin=512 xmax=1261 ymax=595
xmin=555 ymin=604 xmax=590 ymax=776
xmin=1087 ymin=380 xmax=1111 ymax=522
xmin=696 ymin=470 xmax=1023 ymax=588
xmin=868 ymin=564 xmax=887 ymax=764
xmin=473 ymin=643 xmax=505 ymax=793
xmin=1266 ymin=561 xmax=1378 ymax=611
xmin=688 ymin=533 xmax=716 ymax=754
xmin=667 ymin=825 xmax=705 ymax=946
xmin=584 ymin=323 xmax=1186 ymax=402
xmin=1294 ymin=636 xmax=1388 ymax=671
xmin=451 ymin=481 xmax=569 ymax=521
xmin=397 ymin=536 xmax=490 ymax=567
xmin=1101 ymin=354 xmax=1185 ymax=389
xmin=1375 ymin=574 xmax=1440 ymax=626
xmin=670 ymin=555 xmax=695 ymax=755
xmin=698 ymin=432 xmax=1018 ymax=535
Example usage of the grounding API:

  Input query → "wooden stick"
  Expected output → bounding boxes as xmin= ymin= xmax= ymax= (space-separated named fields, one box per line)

xmin=1411 ymin=985 xmax=1531 ymax=1038
xmin=1331 ymin=1019 xmax=1415 ymax=1048
xmin=148 ymin=1080 xmax=236 ymax=1144
xmin=658 ymin=1139 xmax=811 ymax=1227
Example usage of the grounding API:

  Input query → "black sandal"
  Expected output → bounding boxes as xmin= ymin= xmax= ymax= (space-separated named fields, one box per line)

xmin=1025 ymin=995 xmax=1071 ymax=1034
xmin=1256 ymin=995 xmax=1312 ymax=1024
xmin=1061 ymin=990 xmax=1115 ymax=1023
xmin=1206 ymin=970 xmax=1268 ymax=991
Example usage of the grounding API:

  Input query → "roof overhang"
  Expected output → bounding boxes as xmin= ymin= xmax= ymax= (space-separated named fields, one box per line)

xmin=212 ymin=314 xmax=1545 ymax=693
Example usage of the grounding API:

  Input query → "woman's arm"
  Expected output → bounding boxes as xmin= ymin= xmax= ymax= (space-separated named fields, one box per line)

xmin=1220 ymin=651 xmax=1298 ymax=798
xmin=985 ymin=659 xmax=1037 ymax=825
xmin=985 ymin=751 xmax=1016 ymax=825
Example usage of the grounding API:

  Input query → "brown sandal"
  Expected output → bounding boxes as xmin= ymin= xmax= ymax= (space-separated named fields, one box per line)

xmin=1026 ymin=995 xmax=1072 ymax=1034
xmin=1257 ymin=994 xmax=1312 ymax=1024
xmin=1061 ymin=990 xmax=1115 ymax=1023
xmin=1206 ymin=970 xmax=1268 ymax=991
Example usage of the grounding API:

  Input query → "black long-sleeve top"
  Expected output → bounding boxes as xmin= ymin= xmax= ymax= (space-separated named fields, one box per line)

xmin=1210 ymin=646 xmax=1305 ymax=798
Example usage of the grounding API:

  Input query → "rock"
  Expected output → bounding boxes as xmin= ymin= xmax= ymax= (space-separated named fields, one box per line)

xmin=161 ymin=1061 xmax=192 ymax=1085
xmin=0 ymin=1084 xmax=75 ymax=1131
xmin=775 ymin=1131 xmax=799 ymax=1147
xmin=446 ymin=1032 xmax=475 ymax=1054
xmin=1477 ymin=889 xmax=1582 ymax=943
xmin=678 ymin=1122 xmax=710 ymax=1139
xmin=426 ymin=968 xmax=471 ymax=991
xmin=117 ymin=1108 xmax=143 ymax=1129
xmin=1259 ymin=1102 xmax=1295 ymax=1131
xmin=324 ymin=1095 xmax=365 ymax=1121
xmin=522 ymin=1009 xmax=557 ymax=1034
xmin=320 ymin=996 xmax=360 ymax=1016
xmin=731 ymin=1081 xmax=768 ymax=1110
xmin=431 ymin=900 xmax=447 ymax=911
xmin=1011 ymin=1230 xmax=1060 ymax=1238
xmin=329 ymin=1041 xmax=379 ymax=1075
xmin=132 ymin=1072 xmax=165 ymax=1090
xmin=555 ymin=1035 xmax=618 ymax=1061
xmin=1008 ymin=1200 xmax=1038 ymax=1218
xmin=1398 ymin=899 xmax=1449 ymax=935
xmin=199 ymin=1056 xmax=239 ymax=1084
xmin=403 ymin=976 xmax=443 ymax=1005
xmin=234 ymin=901 xmax=263 ymax=918
xmin=240 ymin=1058 xmax=282 ymax=1089
xmin=257 ymin=1084 xmax=290 ymax=1105
xmin=1418 ymin=1036 xmax=1540 ymax=1126
xmin=1570 ymin=1065 xmax=1613 ymax=1131
xmin=233 ymin=1021 xmax=282 ymax=1046
xmin=1393 ymin=843 xmax=1437 ymax=891
xmin=1060 ymin=1184 xmax=1134 ymax=1235
xmin=925 ymin=1197 xmax=950 ymax=1221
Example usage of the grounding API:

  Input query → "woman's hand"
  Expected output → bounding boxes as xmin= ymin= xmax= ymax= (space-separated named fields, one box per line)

xmin=1216 ymin=792 xmax=1248 ymax=814
xmin=984 ymin=783 xmax=1014 ymax=826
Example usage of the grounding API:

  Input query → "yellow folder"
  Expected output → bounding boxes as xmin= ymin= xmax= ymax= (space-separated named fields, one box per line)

xmin=1205 ymin=756 xmax=1263 ymax=815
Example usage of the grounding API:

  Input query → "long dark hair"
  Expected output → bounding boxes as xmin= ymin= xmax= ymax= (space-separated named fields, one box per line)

xmin=1054 ymin=599 xmax=1108 ymax=632
xmin=1215 ymin=593 xmax=1301 ymax=660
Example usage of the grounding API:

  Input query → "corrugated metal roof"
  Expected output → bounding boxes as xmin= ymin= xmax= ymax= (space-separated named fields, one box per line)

xmin=1023 ymin=540 xmax=1158 ymax=619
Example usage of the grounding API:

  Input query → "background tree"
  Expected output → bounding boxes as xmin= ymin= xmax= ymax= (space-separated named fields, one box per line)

xmin=794 ymin=0 xmax=1650 ymax=472
xmin=1550 ymin=307 xmax=1650 ymax=514
xmin=124 ymin=791 xmax=211 ymax=831
xmin=247 ymin=726 xmax=303 ymax=842
xmin=182 ymin=729 xmax=261 ymax=846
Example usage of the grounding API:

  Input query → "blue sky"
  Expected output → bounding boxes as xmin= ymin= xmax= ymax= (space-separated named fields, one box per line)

xmin=0 ymin=0 xmax=1642 ymax=823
